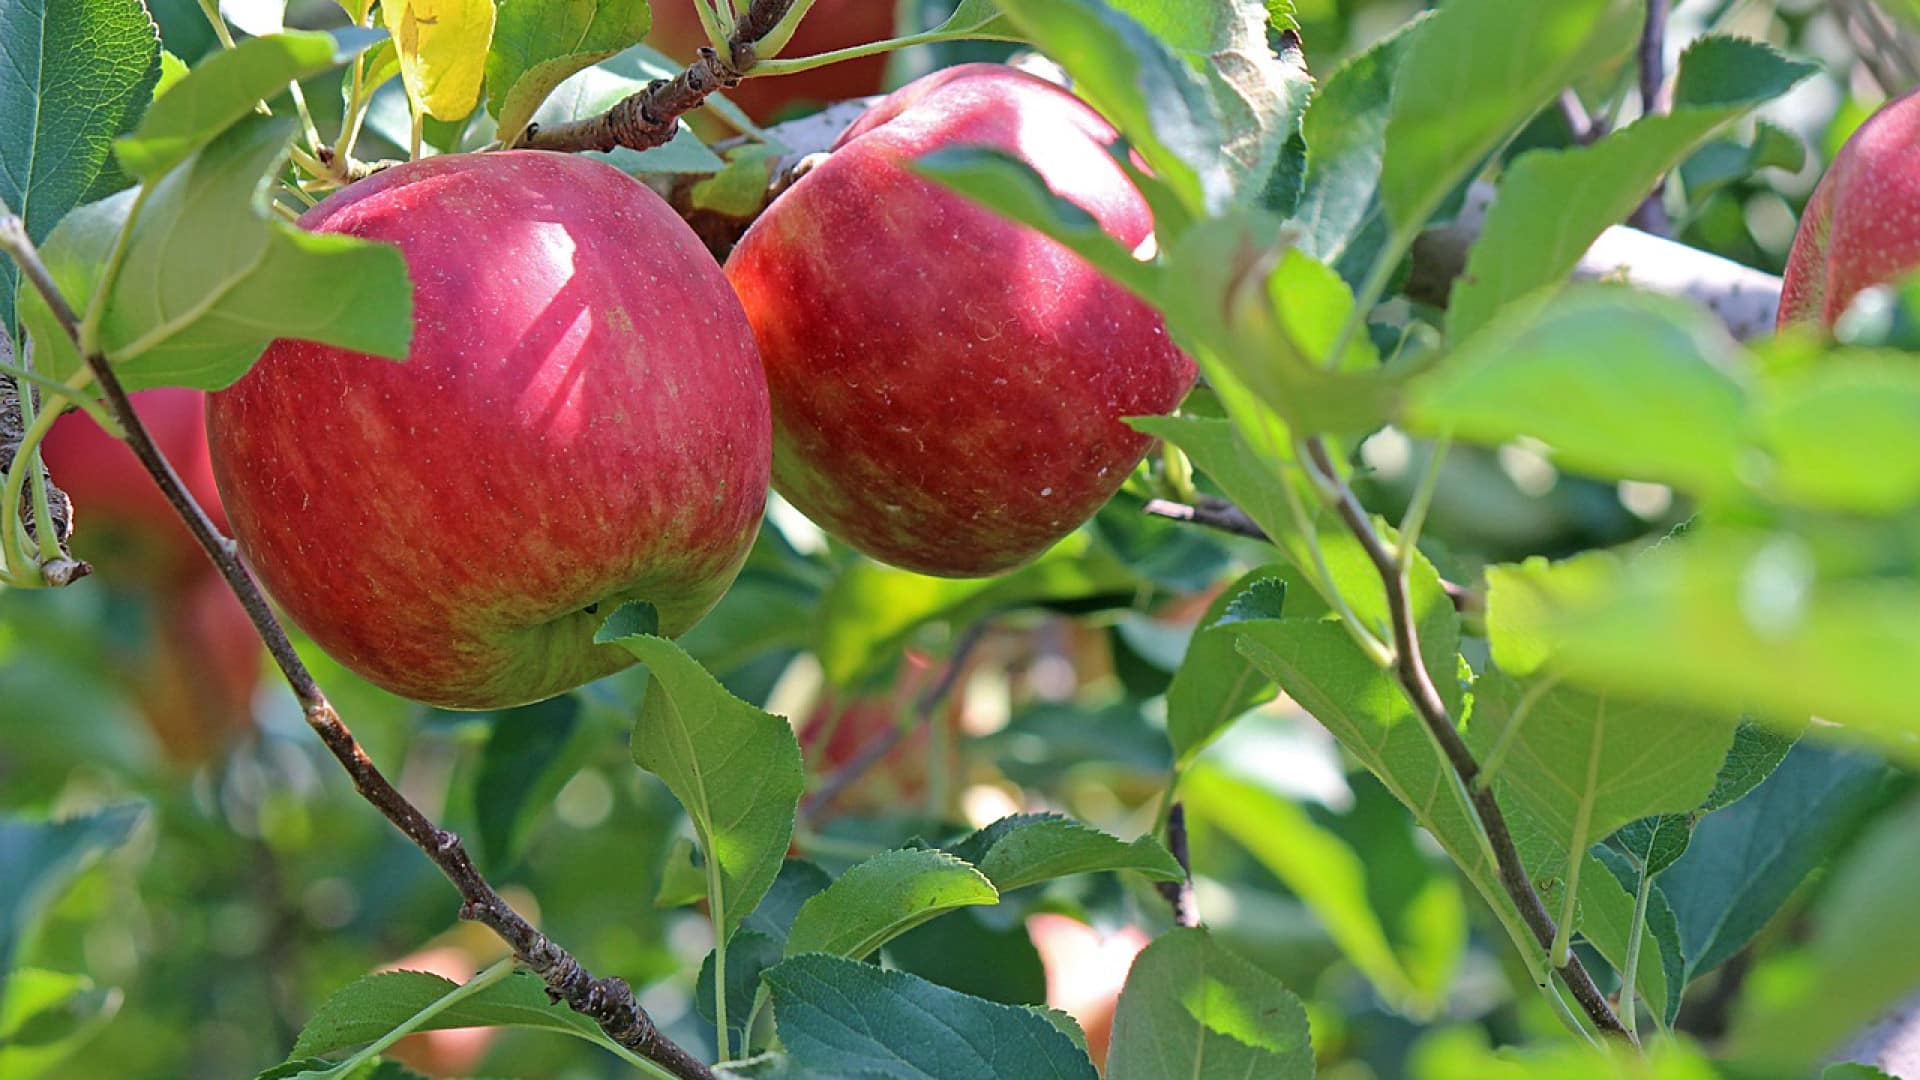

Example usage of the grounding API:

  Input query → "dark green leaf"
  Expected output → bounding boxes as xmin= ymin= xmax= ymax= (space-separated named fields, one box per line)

xmin=485 ymin=0 xmax=651 ymax=145
xmin=946 ymin=813 xmax=1182 ymax=893
xmin=765 ymin=954 xmax=1097 ymax=1079
xmin=0 ymin=0 xmax=159 ymax=333
xmin=1106 ymin=927 xmax=1313 ymax=1080
xmin=885 ymin=909 xmax=1048 ymax=1006
xmin=697 ymin=928 xmax=783 ymax=1052
xmin=1289 ymin=15 xmax=1424 ymax=287
xmin=0 ymin=968 xmax=120 ymax=1078
xmin=600 ymin=610 xmax=805 ymax=938
xmin=473 ymin=695 xmax=583 ymax=868
xmin=1661 ymin=741 xmax=1888 ymax=982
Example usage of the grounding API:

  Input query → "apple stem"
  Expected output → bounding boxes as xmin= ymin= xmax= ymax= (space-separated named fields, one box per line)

xmin=1298 ymin=437 xmax=1634 ymax=1044
xmin=0 ymin=215 xmax=722 ymax=1080
xmin=516 ymin=0 xmax=799 ymax=154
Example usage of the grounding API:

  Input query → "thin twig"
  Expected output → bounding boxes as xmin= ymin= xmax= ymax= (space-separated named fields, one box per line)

xmin=801 ymin=623 xmax=988 ymax=821
xmin=519 ymin=0 xmax=798 ymax=153
xmin=1630 ymin=0 xmax=1673 ymax=235
xmin=1141 ymin=495 xmax=1484 ymax=615
xmin=0 ymin=214 xmax=717 ymax=1080
xmin=1559 ymin=89 xmax=1601 ymax=145
xmin=1154 ymin=802 xmax=1200 ymax=928
xmin=1300 ymin=437 xmax=1630 ymax=1043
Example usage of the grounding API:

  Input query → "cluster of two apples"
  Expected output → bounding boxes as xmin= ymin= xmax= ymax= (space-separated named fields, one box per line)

xmin=208 ymin=65 xmax=1194 ymax=710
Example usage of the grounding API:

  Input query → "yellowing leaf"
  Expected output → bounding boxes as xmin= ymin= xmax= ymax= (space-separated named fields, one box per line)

xmin=383 ymin=0 xmax=496 ymax=121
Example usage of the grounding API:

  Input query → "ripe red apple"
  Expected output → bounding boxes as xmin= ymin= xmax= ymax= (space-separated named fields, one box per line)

xmin=41 ymin=387 xmax=229 ymax=580
xmin=649 ymin=0 xmax=894 ymax=123
xmin=1780 ymin=89 xmax=1920 ymax=327
xmin=724 ymin=64 xmax=1195 ymax=577
xmin=207 ymin=151 xmax=771 ymax=709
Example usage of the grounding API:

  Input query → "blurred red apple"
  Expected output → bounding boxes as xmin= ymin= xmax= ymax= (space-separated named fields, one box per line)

xmin=134 ymin=569 xmax=262 ymax=762
xmin=1028 ymin=912 xmax=1149 ymax=1069
xmin=207 ymin=151 xmax=771 ymax=709
xmin=1780 ymin=89 xmax=1920 ymax=327
xmin=649 ymin=0 xmax=894 ymax=123
xmin=41 ymin=387 xmax=228 ymax=580
xmin=725 ymin=64 xmax=1194 ymax=577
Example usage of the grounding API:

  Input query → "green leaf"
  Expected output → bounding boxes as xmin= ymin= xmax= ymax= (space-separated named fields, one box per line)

xmin=885 ymin=908 xmax=1048 ymax=1007
xmin=1446 ymin=37 xmax=1814 ymax=341
xmin=485 ymin=0 xmax=652 ymax=146
xmin=1202 ymin=2 xmax=1313 ymax=210
xmin=600 ymin=610 xmax=805 ymax=938
xmin=1488 ymin=530 xmax=1920 ymax=757
xmin=0 ymin=969 xmax=121 ymax=1080
xmin=1763 ymin=354 xmax=1920 ymax=514
xmin=0 ymin=0 xmax=159 ymax=333
xmin=1411 ymin=1026 xmax=1721 ymax=1079
xmin=1289 ymin=14 xmax=1425 ymax=287
xmin=256 ymin=1058 xmax=429 ymax=1080
xmin=23 ymin=113 xmax=413 ymax=391
xmin=785 ymin=849 xmax=998 ymax=960
xmin=473 ymin=695 xmax=584 ymax=868
xmin=1728 ymin=796 xmax=1920 ymax=1073
xmin=1825 ymin=1066 xmax=1899 ymax=1080
xmin=287 ymin=969 xmax=600 ymax=1059
xmin=814 ymin=534 xmax=1135 ymax=687
xmin=1165 ymin=569 xmax=1285 ymax=764
xmin=1126 ymin=415 xmax=1298 ymax=549
xmin=1467 ymin=667 xmax=1740 ymax=872
xmin=1660 ymin=742 xmax=1888 ymax=983
xmin=1184 ymin=763 xmax=1454 ymax=1015
xmin=1678 ymin=120 xmax=1804 ymax=205
xmin=947 ymin=813 xmax=1183 ymax=893
xmin=1605 ymin=813 xmax=1694 ymax=881
xmin=992 ymin=0 xmax=1228 ymax=214
xmin=765 ymin=954 xmax=1098 ymax=1080
xmin=1106 ymin=927 xmax=1313 ymax=1080
xmin=1381 ymin=0 xmax=1640 ymax=238
xmin=0 ymin=804 xmax=146 ymax=979
xmin=115 ymin=31 xmax=338 ymax=181
xmin=1406 ymin=286 xmax=1752 ymax=498
xmin=914 ymin=146 xmax=1161 ymax=299
xmin=744 ymin=858 xmax=834 ymax=943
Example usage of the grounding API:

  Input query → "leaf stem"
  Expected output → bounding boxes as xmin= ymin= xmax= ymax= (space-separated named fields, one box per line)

xmin=752 ymin=30 xmax=1027 ymax=75
xmin=1621 ymin=863 xmax=1654 ymax=1042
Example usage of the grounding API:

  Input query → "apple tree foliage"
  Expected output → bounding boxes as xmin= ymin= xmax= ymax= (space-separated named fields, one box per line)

xmin=2 ymin=0 xmax=1919 ymax=1078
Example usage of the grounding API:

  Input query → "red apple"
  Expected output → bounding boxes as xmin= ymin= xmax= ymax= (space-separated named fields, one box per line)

xmin=724 ymin=64 xmax=1195 ymax=577
xmin=1780 ymin=89 xmax=1920 ymax=327
xmin=41 ymin=387 xmax=228 ymax=580
xmin=207 ymin=152 xmax=771 ymax=709
xmin=135 ymin=568 xmax=262 ymax=762
xmin=649 ymin=0 xmax=894 ymax=123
